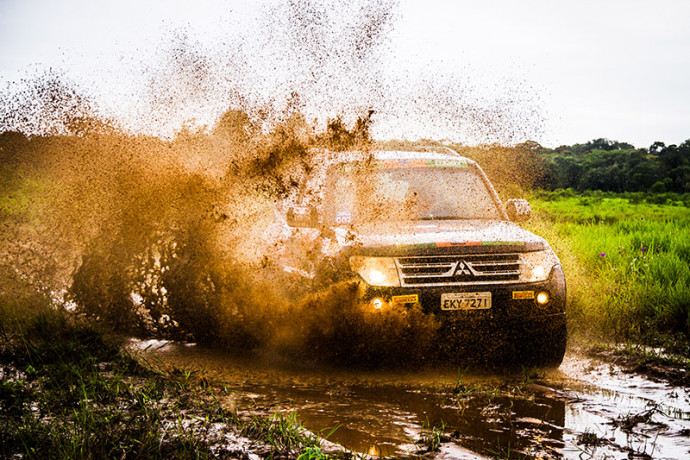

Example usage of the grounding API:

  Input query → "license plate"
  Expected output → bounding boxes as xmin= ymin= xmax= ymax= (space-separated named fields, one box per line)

xmin=441 ymin=292 xmax=491 ymax=310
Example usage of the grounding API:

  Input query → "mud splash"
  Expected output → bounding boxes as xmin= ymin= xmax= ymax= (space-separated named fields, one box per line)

xmin=1 ymin=0 xmax=546 ymax=367
xmin=1 ymin=89 xmax=448 ymax=367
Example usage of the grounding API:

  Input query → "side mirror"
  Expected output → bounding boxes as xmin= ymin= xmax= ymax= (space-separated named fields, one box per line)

xmin=505 ymin=199 xmax=531 ymax=222
xmin=286 ymin=205 xmax=320 ymax=228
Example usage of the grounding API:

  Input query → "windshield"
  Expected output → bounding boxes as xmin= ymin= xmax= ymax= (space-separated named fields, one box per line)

xmin=324 ymin=162 xmax=503 ymax=224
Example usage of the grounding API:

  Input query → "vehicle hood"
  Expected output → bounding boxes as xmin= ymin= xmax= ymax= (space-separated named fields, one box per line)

xmin=333 ymin=220 xmax=548 ymax=256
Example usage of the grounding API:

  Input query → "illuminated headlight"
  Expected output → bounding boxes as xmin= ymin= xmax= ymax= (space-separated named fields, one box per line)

xmin=520 ymin=250 xmax=559 ymax=283
xmin=349 ymin=256 xmax=401 ymax=287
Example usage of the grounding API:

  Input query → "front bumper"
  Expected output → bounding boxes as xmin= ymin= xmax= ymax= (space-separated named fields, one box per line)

xmin=359 ymin=265 xmax=566 ymax=321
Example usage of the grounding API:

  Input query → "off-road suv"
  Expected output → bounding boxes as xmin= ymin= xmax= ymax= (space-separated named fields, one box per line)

xmin=279 ymin=148 xmax=566 ymax=366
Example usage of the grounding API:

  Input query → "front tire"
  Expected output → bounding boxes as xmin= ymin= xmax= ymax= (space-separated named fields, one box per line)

xmin=519 ymin=314 xmax=567 ymax=367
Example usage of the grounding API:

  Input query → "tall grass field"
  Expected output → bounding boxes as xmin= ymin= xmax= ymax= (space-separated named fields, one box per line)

xmin=527 ymin=190 xmax=690 ymax=348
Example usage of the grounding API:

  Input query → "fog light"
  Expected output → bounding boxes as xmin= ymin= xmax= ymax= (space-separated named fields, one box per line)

xmin=371 ymin=298 xmax=384 ymax=309
xmin=536 ymin=291 xmax=549 ymax=305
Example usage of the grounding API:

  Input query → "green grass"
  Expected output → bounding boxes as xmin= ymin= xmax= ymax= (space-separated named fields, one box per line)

xmin=416 ymin=418 xmax=447 ymax=453
xmin=526 ymin=191 xmax=690 ymax=346
xmin=0 ymin=270 xmax=344 ymax=459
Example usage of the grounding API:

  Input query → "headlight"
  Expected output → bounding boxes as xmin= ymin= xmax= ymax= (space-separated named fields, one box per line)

xmin=520 ymin=250 xmax=559 ymax=283
xmin=349 ymin=256 xmax=401 ymax=287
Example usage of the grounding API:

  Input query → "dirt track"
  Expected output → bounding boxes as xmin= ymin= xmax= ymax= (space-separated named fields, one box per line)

xmin=133 ymin=340 xmax=690 ymax=459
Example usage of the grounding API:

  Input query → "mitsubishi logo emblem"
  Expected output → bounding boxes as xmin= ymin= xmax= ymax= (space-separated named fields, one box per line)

xmin=455 ymin=261 xmax=472 ymax=276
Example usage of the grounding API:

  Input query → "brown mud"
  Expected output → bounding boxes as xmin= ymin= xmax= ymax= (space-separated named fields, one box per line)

xmin=586 ymin=346 xmax=690 ymax=388
xmin=133 ymin=340 xmax=690 ymax=459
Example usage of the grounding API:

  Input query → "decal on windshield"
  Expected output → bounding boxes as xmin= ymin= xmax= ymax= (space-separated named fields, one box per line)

xmin=335 ymin=159 xmax=469 ymax=170
xmin=437 ymin=241 xmax=526 ymax=247
xmin=373 ymin=159 xmax=469 ymax=168
xmin=335 ymin=211 xmax=352 ymax=224
xmin=397 ymin=241 xmax=526 ymax=250
xmin=424 ymin=159 xmax=468 ymax=168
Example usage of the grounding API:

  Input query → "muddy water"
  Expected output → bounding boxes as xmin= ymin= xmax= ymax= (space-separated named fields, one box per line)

xmin=132 ymin=340 xmax=690 ymax=459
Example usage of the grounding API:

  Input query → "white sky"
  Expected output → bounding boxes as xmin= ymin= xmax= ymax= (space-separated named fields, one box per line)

xmin=1 ymin=0 xmax=689 ymax=147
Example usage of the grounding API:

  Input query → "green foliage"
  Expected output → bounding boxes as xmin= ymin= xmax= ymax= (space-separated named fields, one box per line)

xmin=298 ymin=446 xmax=329 ymax=460
xmin=527 ymin=193 xmax=690 ymax=343
xmin=545 ymin=138 xmax=690 ymax=193
xmin=241 ymin=412 xmax=320 ymax=455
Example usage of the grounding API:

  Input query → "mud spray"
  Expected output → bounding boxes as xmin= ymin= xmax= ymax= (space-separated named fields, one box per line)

xmin=0 ymin=0 xmax=542 ymax=368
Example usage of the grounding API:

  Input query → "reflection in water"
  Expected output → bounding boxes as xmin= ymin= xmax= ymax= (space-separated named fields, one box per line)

xmin=367 ymin=445 xmax=382 ymax=457
xmin=133 ymin=340 xmax=690 ymax=459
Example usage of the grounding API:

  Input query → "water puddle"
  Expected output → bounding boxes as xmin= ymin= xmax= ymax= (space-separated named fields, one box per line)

xmin=131 ymin=340 xmax=690 ymax=459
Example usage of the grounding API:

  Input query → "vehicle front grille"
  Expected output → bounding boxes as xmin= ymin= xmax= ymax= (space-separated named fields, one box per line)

xmin=397 ymin=253 xmax=521 ymax=286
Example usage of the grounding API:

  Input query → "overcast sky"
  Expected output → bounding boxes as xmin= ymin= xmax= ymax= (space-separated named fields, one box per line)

xmin=1 ymin=0 xmax=689 ymax=147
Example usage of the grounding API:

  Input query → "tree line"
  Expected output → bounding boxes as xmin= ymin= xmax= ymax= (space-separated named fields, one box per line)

xmin=441 ymin=138 xmax=690 ymax=194
xmin=539 ymin=138 xmax=689 ymax=193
